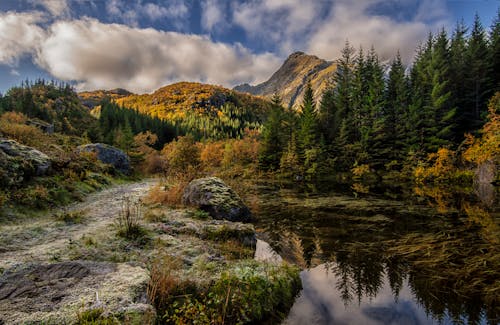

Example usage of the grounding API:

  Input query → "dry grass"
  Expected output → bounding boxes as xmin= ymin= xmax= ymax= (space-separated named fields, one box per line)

xmin=147 ymin=254 xmax=192 ymax=314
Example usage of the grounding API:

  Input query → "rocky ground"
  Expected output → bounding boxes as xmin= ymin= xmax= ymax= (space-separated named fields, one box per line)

xmin=0 ymin=178 xmax=299 ymax=324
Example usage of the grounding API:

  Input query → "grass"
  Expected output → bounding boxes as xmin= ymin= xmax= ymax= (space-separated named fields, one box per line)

xmin=54 ymin=209 xmax=86 ymax=224
xmin=115 ymin=196 xmax=148 ymax=241
xmin=159 ymin=261 xmax=301 ymax=324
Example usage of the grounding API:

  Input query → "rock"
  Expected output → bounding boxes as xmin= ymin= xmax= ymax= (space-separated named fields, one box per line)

xmin=182 ymin=177 xmax=252 ymax=222
xmin=77 ymin=143 xmax=131 ymax=174
xmin=475 ymin=159 xmax=497 ymax=184
xmin=0 ymin=139 xmax=52 ymax=187
xmin=0 ymin=261 xmax=151 ymax=324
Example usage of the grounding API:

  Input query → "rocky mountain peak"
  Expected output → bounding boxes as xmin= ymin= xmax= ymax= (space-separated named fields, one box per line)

xmin=234 ymin=52 xmax=336 ymax=109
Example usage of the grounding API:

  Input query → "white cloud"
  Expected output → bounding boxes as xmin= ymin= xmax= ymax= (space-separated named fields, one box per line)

xmin=105 ymin=0 xmax=189 ymax=27
xmin=33 ymin=18 xmax=280 ymax=92
xmin=231 ymin=0 xmax=451 ymax=63
xmin=201 ymin=0 xmax=226 ymax=32
xmin=30 ymin=0 xmax=70 ymax=17
xmin=0 ymin=11 xmax=46 ymax=65
xmin=306 ymin=0 xmax=450 ymax=63
xmin=232 ymin=0 xmax=322 ymax=54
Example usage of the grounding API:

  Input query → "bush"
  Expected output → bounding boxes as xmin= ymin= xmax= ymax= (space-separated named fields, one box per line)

xmin=162 ymin=262 xmax=301 ymax=324
xmin=116 ymin=196 xmax=146 ymax=240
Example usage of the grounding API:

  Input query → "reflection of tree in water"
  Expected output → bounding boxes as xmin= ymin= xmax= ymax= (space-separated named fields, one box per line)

xmin=252 ymin=181 xmax=499 ymax=324
xmin=333 ymin=245 xmax=385 ymax=306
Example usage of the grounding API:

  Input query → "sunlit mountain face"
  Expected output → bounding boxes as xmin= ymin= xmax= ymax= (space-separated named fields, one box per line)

xmin=0 ymin=0 xmax=497 ymax=93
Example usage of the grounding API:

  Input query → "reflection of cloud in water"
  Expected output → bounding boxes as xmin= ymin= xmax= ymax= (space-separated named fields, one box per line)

xmin=284 ymin=263 xmax=439 ymax=325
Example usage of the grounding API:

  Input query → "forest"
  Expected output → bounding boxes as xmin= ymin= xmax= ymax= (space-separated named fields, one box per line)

xmin=259 ymin=14 xmax=500 ymax=182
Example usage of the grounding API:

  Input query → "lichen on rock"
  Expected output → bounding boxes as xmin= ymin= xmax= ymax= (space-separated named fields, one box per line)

xmin=0 ymin=138 xmax=52 ymax=187
xmin=77 ymin=143 xmax=131 ymax=174
xmin=182 ymin=177 xmax=252 ymax=222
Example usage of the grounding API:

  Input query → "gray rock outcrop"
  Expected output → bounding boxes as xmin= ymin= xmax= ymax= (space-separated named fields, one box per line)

xmin=0 ymin=139 xmax=51 ymax=187
xmin=77 ymin=143 xmax=131 ymax=174
xmin=182 ymin=177 xmax=252 ymax=222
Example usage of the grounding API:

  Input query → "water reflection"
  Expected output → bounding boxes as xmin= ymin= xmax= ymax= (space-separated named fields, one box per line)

xmin=285 ymin=263 xmax=438 ymax=325
xmin=248 ymin=181 xmax=499 ymax=325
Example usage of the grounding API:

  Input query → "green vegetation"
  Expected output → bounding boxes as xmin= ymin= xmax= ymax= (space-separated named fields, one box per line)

xmin=258 ymin=14 xmax=500 ymax=183
xmin=147 ymin=258 xmax=301 ymax=325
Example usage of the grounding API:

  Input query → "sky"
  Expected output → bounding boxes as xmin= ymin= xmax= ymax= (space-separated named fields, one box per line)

xmin=0 ymin=0 xmax=498 ymax=94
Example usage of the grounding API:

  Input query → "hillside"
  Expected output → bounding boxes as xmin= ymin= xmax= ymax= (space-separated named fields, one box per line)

xmin=111 ymin=82 xmax=271 ymax=121
xmin=234 ymin=52 xmax=337 ymax=109
xmin=78 ymin=88 xmax=133 ymax=109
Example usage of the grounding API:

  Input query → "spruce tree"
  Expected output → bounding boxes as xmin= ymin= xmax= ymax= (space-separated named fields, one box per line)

xmin=259 ymin=93 xmax=287 ymax=170
xmin=449 ymin=20 xmax=469 ymax=140
xmin=297 ymin=83 xmax=318 ymax=157
xmin=464 ymin=13 xmax=492 ymax=132
xmin=385 ymin=51 xmax=409 ymax=162
xmin=490 ymin=8 xmax=500 ymax=92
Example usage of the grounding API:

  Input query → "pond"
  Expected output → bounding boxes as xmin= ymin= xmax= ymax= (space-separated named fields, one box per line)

xmin=247 ymin=180 xmax=499 ymax=325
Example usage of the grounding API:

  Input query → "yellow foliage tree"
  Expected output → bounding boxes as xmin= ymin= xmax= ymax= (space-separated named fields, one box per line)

xmin=463 ymin=92 xmax=500 ymax=165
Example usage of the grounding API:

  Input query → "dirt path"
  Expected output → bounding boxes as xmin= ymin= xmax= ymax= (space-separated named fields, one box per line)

xmin=0 ymin=179 xmax=157 ymax=270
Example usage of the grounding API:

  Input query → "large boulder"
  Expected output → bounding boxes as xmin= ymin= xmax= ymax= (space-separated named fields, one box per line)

xmin=77 ymin=143 xmax=131 ymax=174
xmin=182 ymin=177 xmax=252 ymax=222
xmin=0 ymin=139 xmax=51 ymax=187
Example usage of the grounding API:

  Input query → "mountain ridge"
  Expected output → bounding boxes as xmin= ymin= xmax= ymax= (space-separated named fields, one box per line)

xmin=234 ymin=51 xmax=337 ymax=109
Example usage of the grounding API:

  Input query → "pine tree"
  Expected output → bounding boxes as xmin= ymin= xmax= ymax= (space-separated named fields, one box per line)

xmin=297 ymin=82 xmax=318 ymax=157
xmin=259 ymin=93 xmax=287 ymax=170
xmin=429 ymin=28 xmax=456 ymax=149
xmin=464 ymin=13 xmax=492 ymax=132
xmin=363 ymin=47 xmax=386 ymax=166
xmin=490 ymin=8 xmax=500 ymax=92
xmin=449 ymin=20 xmax=469 ymax=140
xmin=385 ymin=51 xmax=410 ymax=162
xmin=332 ymin=41 xmax=356 ymax=168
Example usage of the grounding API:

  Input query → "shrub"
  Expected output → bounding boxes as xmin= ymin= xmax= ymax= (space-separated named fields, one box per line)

xmin=162 ymin=135 xmax=200 ymax=175
xmin=116 ymin=196 xmax=145 ymax=240
xmin=163 ymin=262 xmax=301 ymax=324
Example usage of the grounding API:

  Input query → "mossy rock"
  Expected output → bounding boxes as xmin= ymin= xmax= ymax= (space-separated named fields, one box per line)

xmin=77 ymin=143 xmax=131 ymax=175
xmin=182 ymin=177 xmax=252 ymax=222
xmin=0 ymin=139 xmax=52 ymax=187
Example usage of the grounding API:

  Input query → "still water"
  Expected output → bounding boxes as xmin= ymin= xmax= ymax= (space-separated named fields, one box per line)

xmin=249 ymin=181 xmax=499 ymax=325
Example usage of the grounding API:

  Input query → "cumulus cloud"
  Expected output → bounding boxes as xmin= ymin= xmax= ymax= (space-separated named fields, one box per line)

xmin=0 ymin=11 xmax=46 ymax=65
xmin=306 ymin=0 xmax=450 ymax=63
xmin=32 ymin=18 xmax=280 ymax=92
xmin=106 ymin=0 xmax=189 ymax=27
xmin=231 ymin=0 xmax=451 ymax=63
xmin=30 ymin=0 xmax=70 ymax=17
xmin=232 ymin=0 xmax=323 ymax=54
xmin=201 ymin=0 xmax=226 ymax=32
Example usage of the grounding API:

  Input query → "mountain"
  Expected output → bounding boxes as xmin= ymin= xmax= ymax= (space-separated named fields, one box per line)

xmin=234 ymin=51 xmax=337 ymax=109
xmin=104 ymin=82 xmax=271 ymax=121
xmin=79 ymin=88 xmax=133 ymax=109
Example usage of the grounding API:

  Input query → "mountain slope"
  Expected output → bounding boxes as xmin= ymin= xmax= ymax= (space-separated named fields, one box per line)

xmin=111 ymin=82 xmax=271 ymax=120
xmin=234 ymin=52 xmax=337 ymax=109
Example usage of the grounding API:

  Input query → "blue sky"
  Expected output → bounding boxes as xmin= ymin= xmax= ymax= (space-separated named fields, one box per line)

xmin=0 ymin=0 xmax=498 ymax=94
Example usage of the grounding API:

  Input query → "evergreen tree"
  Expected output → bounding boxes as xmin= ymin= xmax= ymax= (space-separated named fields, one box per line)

xmin=384 ymin=51 xmax=410 ymax=162
xmin=464 ymin=13 xmax=492 ymax=132
xmin=332 ymin=41 xmax=356 ymax=169
xmin=449 ymin=20 xmax=469 ymax=140
xmin=297 ymin=83 xmax=318 ymax=157
xmin=429 ymin=28 xmax=456 ymax=149
xmin=490 ymin=8 xmax=500 ymax=92
xmin=259 ymin=93 xmax=287 ymax=170
xmin=363 ymin=47 xmax=387 ymax=166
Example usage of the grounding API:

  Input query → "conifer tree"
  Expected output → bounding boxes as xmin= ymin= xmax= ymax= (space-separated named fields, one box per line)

xmin=384 ymin=52 xmax=409 ymax=162
xmin=490 ymin=8 xmax=500 ymax=92
xmin=259 ymin=93 xmax=287 ymax=170
xmin=464 ymin=13 xmax=492 ymax=132
xmin=297 ymin=83 xmax=318 ymax=158
xmin=449 ymin=20 xmax=469 ymax=139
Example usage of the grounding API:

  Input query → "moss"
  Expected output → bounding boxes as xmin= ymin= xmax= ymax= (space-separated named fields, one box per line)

xmin=161 ymin=261 xmax=301 ymax=324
